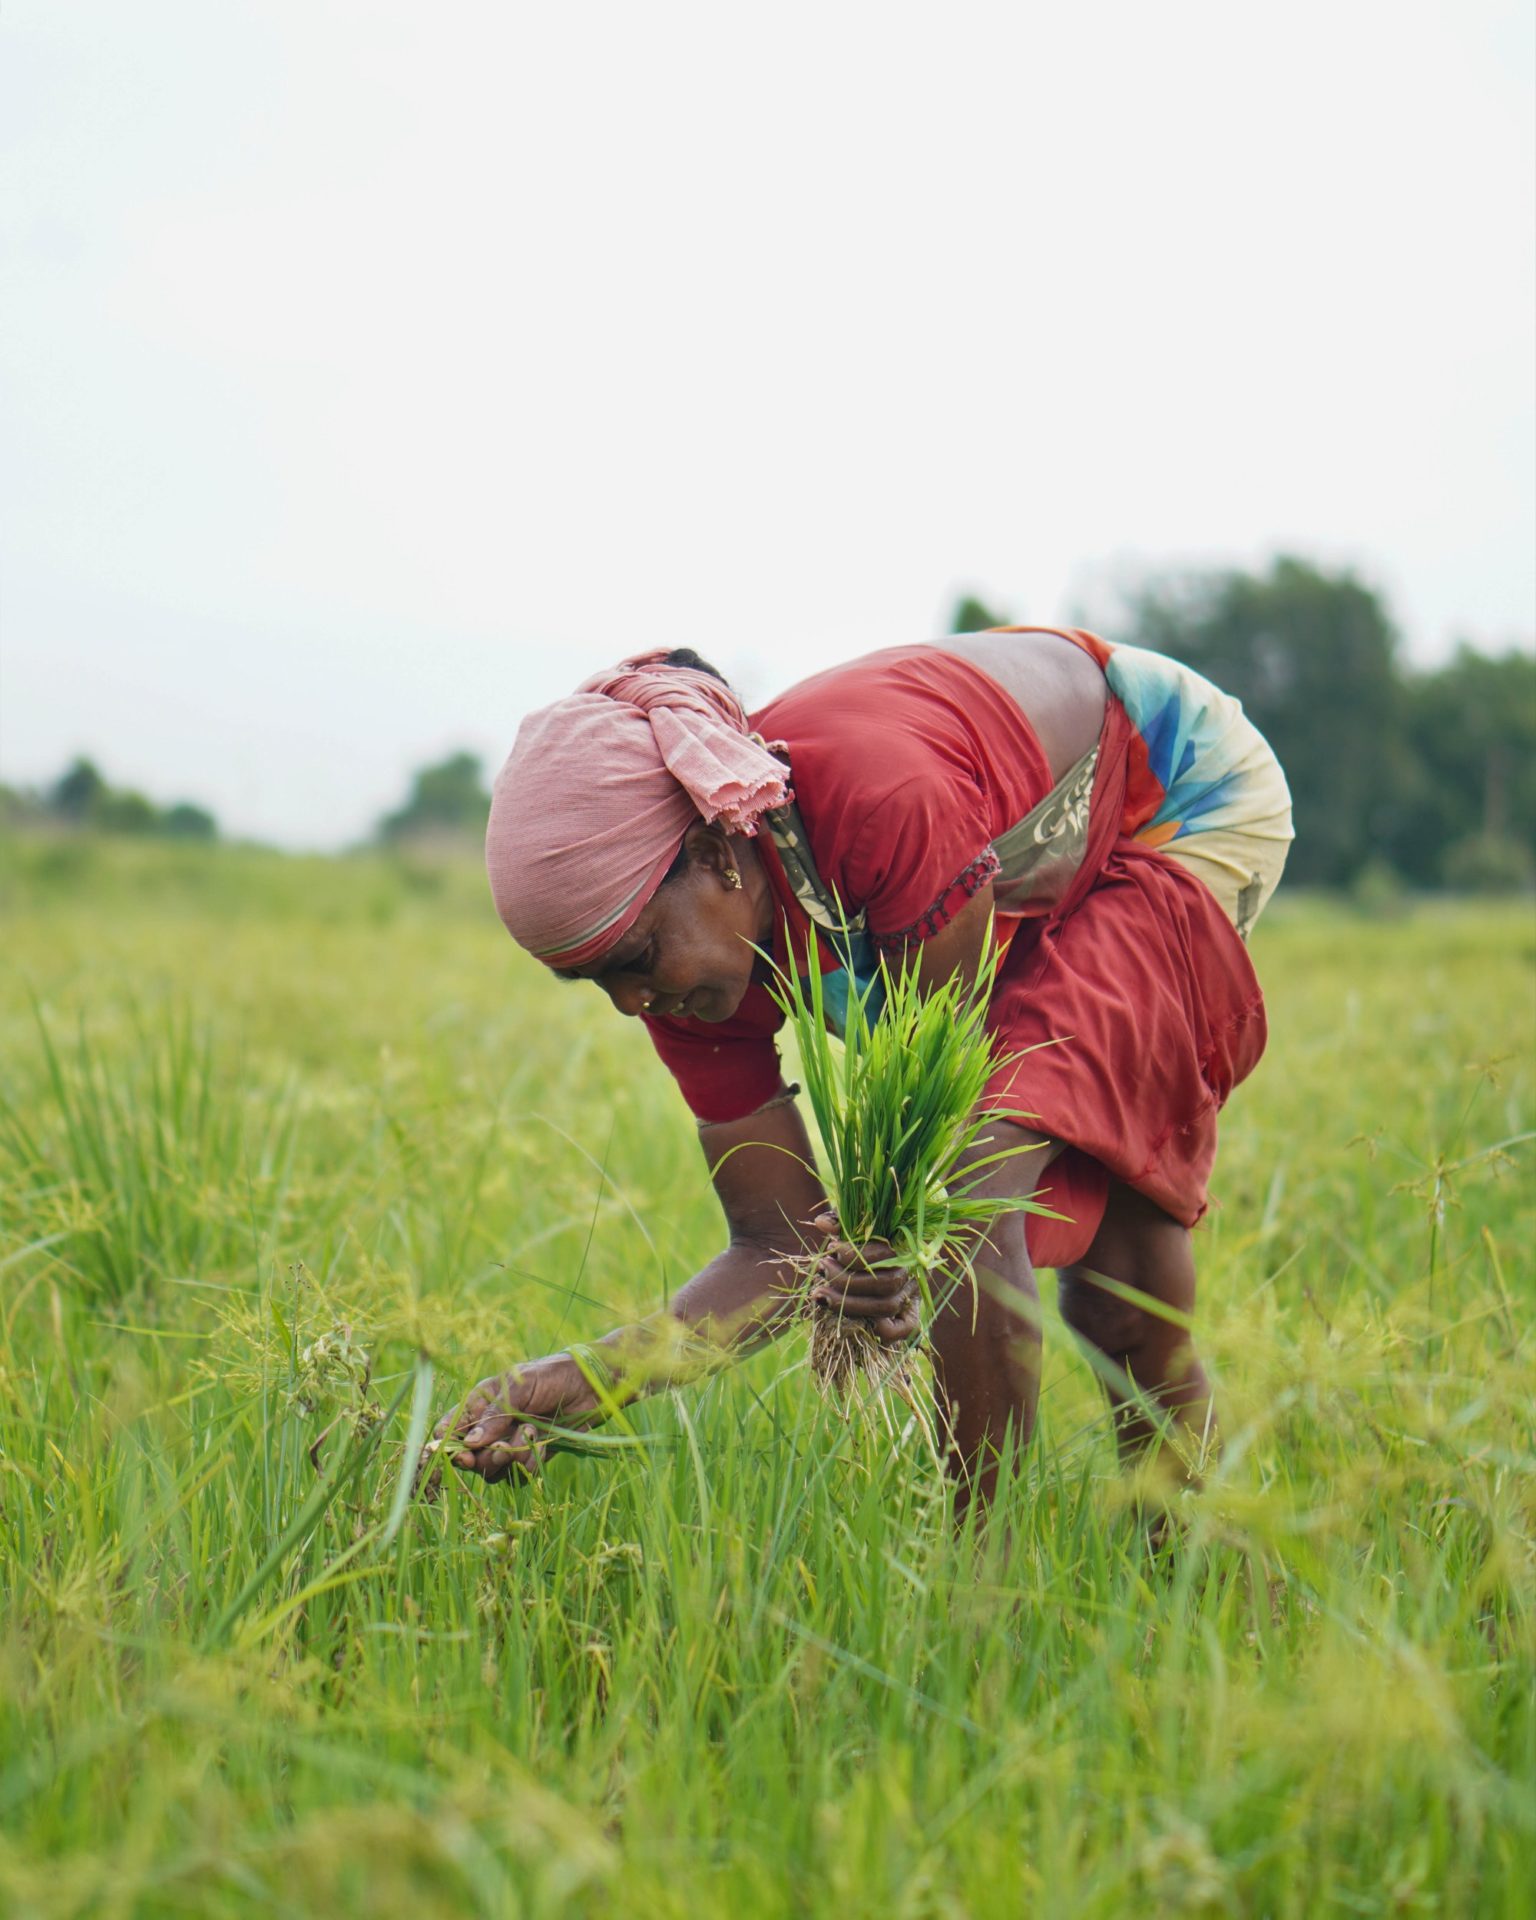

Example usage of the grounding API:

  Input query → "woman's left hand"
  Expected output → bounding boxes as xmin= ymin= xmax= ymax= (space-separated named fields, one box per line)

xmin=429 ymin=1353 xmax=599 ymax=1485
xmin=808 ymin=1212 xmax=922 ymax=1345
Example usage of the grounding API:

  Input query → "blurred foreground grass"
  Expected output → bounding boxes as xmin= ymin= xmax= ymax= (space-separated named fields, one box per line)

xmin=0 ymin=837 xmax=1532 ymax=1918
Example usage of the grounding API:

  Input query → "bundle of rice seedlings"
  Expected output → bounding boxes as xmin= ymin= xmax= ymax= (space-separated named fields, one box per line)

xmin=769 ymin=923 xmax=1051 ymax=1397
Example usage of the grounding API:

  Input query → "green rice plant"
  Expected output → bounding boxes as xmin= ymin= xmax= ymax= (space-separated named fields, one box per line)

xmin=0 ymin=1002 xmax=300 ymax=1303
xmin=768 ymin=922 xmax=1055 ymax=1395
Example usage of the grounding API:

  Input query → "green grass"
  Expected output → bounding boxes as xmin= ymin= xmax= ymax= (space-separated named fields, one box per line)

xmin=0 ymin=836 xmax=1532 ymax=1918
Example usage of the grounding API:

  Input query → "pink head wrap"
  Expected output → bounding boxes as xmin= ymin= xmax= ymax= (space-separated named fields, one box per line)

xmin=485 ymin=650 xmax=789 ymax=969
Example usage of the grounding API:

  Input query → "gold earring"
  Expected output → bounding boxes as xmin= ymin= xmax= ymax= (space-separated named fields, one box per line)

xmin=725 ymin=868 xmax=742 ymax=890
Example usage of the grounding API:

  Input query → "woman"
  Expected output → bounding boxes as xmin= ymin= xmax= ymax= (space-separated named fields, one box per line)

xmin=436 ymin=627 xmax=1293 ymax=1510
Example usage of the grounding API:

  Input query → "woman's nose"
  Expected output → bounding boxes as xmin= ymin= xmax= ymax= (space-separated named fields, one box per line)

xmin=608 ymin=977 xmax=651 ymax=1018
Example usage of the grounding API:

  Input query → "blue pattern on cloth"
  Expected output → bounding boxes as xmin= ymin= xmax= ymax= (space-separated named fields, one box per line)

xmin=807 ymin=927 xmax=886 ymax=1041
xmin=1103 ymin=645 xmax=1270 ymax=845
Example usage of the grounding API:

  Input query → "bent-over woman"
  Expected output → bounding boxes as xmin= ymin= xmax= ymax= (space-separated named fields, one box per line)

xmin=437 ymin=627 xmax=1293 ymax=1510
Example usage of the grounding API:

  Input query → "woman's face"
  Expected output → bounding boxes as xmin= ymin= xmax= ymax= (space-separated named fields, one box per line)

xmin=559 ymin=828 xmax=772 ymax=1024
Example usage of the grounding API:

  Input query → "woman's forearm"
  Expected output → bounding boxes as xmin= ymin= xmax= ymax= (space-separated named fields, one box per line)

xmin=556 ymin=1097 xmax=829 ymax=1418
xmin=667 ymin=1236 xmax=804 ymax=1347
xmin=569 ymin=1237 xmax=802 ymax=1411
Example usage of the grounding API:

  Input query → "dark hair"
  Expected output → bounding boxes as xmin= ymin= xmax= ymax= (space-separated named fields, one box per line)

xmin=659 ymin=841 xmax=691 ymax=885
xmin=662 ymin=647 xmax=729 ymax=684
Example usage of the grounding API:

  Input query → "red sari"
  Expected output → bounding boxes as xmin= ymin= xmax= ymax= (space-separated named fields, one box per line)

xmin=643 ymin=635 xmax=1270 ymax=1269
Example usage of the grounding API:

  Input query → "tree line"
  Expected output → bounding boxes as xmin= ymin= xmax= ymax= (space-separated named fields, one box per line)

xmin=1 ymin=757 xmax=218 ymax=841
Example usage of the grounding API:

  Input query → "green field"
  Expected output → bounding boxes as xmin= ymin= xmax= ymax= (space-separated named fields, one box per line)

xmin=1 ymin=837 xmax=1532 ymax=1918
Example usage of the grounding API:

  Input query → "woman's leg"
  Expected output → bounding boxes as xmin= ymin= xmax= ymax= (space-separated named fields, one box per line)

xmin=927 ymin=1119 xmax=1054 ymax=1514
xmin=1056 ymin=1181 xmax=1214 ymax=1479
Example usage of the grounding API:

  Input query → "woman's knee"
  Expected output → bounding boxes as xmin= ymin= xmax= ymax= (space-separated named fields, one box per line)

xmin=1057 ymin=1183 xmax=1197 ymax=1363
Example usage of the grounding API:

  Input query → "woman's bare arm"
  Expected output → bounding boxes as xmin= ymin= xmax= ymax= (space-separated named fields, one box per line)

xmin=666 ymin=1096 xmax=828 ymax=1343
xmin=437 ymin=1095 xmax=844 ymax=1478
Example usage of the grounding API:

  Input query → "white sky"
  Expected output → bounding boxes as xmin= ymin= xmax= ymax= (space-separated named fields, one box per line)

xmin=3 ymin=0 xmax=1533 ymax=847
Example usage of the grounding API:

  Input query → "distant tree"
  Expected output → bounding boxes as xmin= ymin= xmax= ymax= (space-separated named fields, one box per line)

xmin=379 ymin=750 xmax=491 ymax=843
xmin=1439 ymin=831 xmax=1536 ymax=893
xmin=950 ymin=595 xmax=1012 ymax=634
xmin=96 ymin=789 xmax=159 ymax=835
xmin=160 ymin=802 xmax=219 ymax=842
xmin=0 ymin=782 xmax=41 ymax=828
xmin=50 ymin=757 xmax=108 ymax=823
xmin=1117 ymin=556 xmax=1414 ymax=887
xmin=1392 ymin=645 xmax=1536 ymax=888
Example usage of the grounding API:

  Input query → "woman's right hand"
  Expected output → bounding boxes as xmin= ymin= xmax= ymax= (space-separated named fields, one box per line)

xmin=432 ymin=1352 xmax=600 ymax=1484
xmin=807 ymin=1212 xmax=922 ymax=1345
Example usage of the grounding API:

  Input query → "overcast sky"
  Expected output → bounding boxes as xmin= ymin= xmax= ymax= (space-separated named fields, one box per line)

xmin=3 ymin=1 xmax=1532 ymax=847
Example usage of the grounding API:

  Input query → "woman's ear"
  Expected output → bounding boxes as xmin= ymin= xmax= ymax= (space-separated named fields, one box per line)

xmin=682 ymin=821 xmax=734 ymax=879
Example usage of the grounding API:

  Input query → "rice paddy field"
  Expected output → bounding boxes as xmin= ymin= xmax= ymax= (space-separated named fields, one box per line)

xmin=0 ymin=835 xmax=1532 ymax=1919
